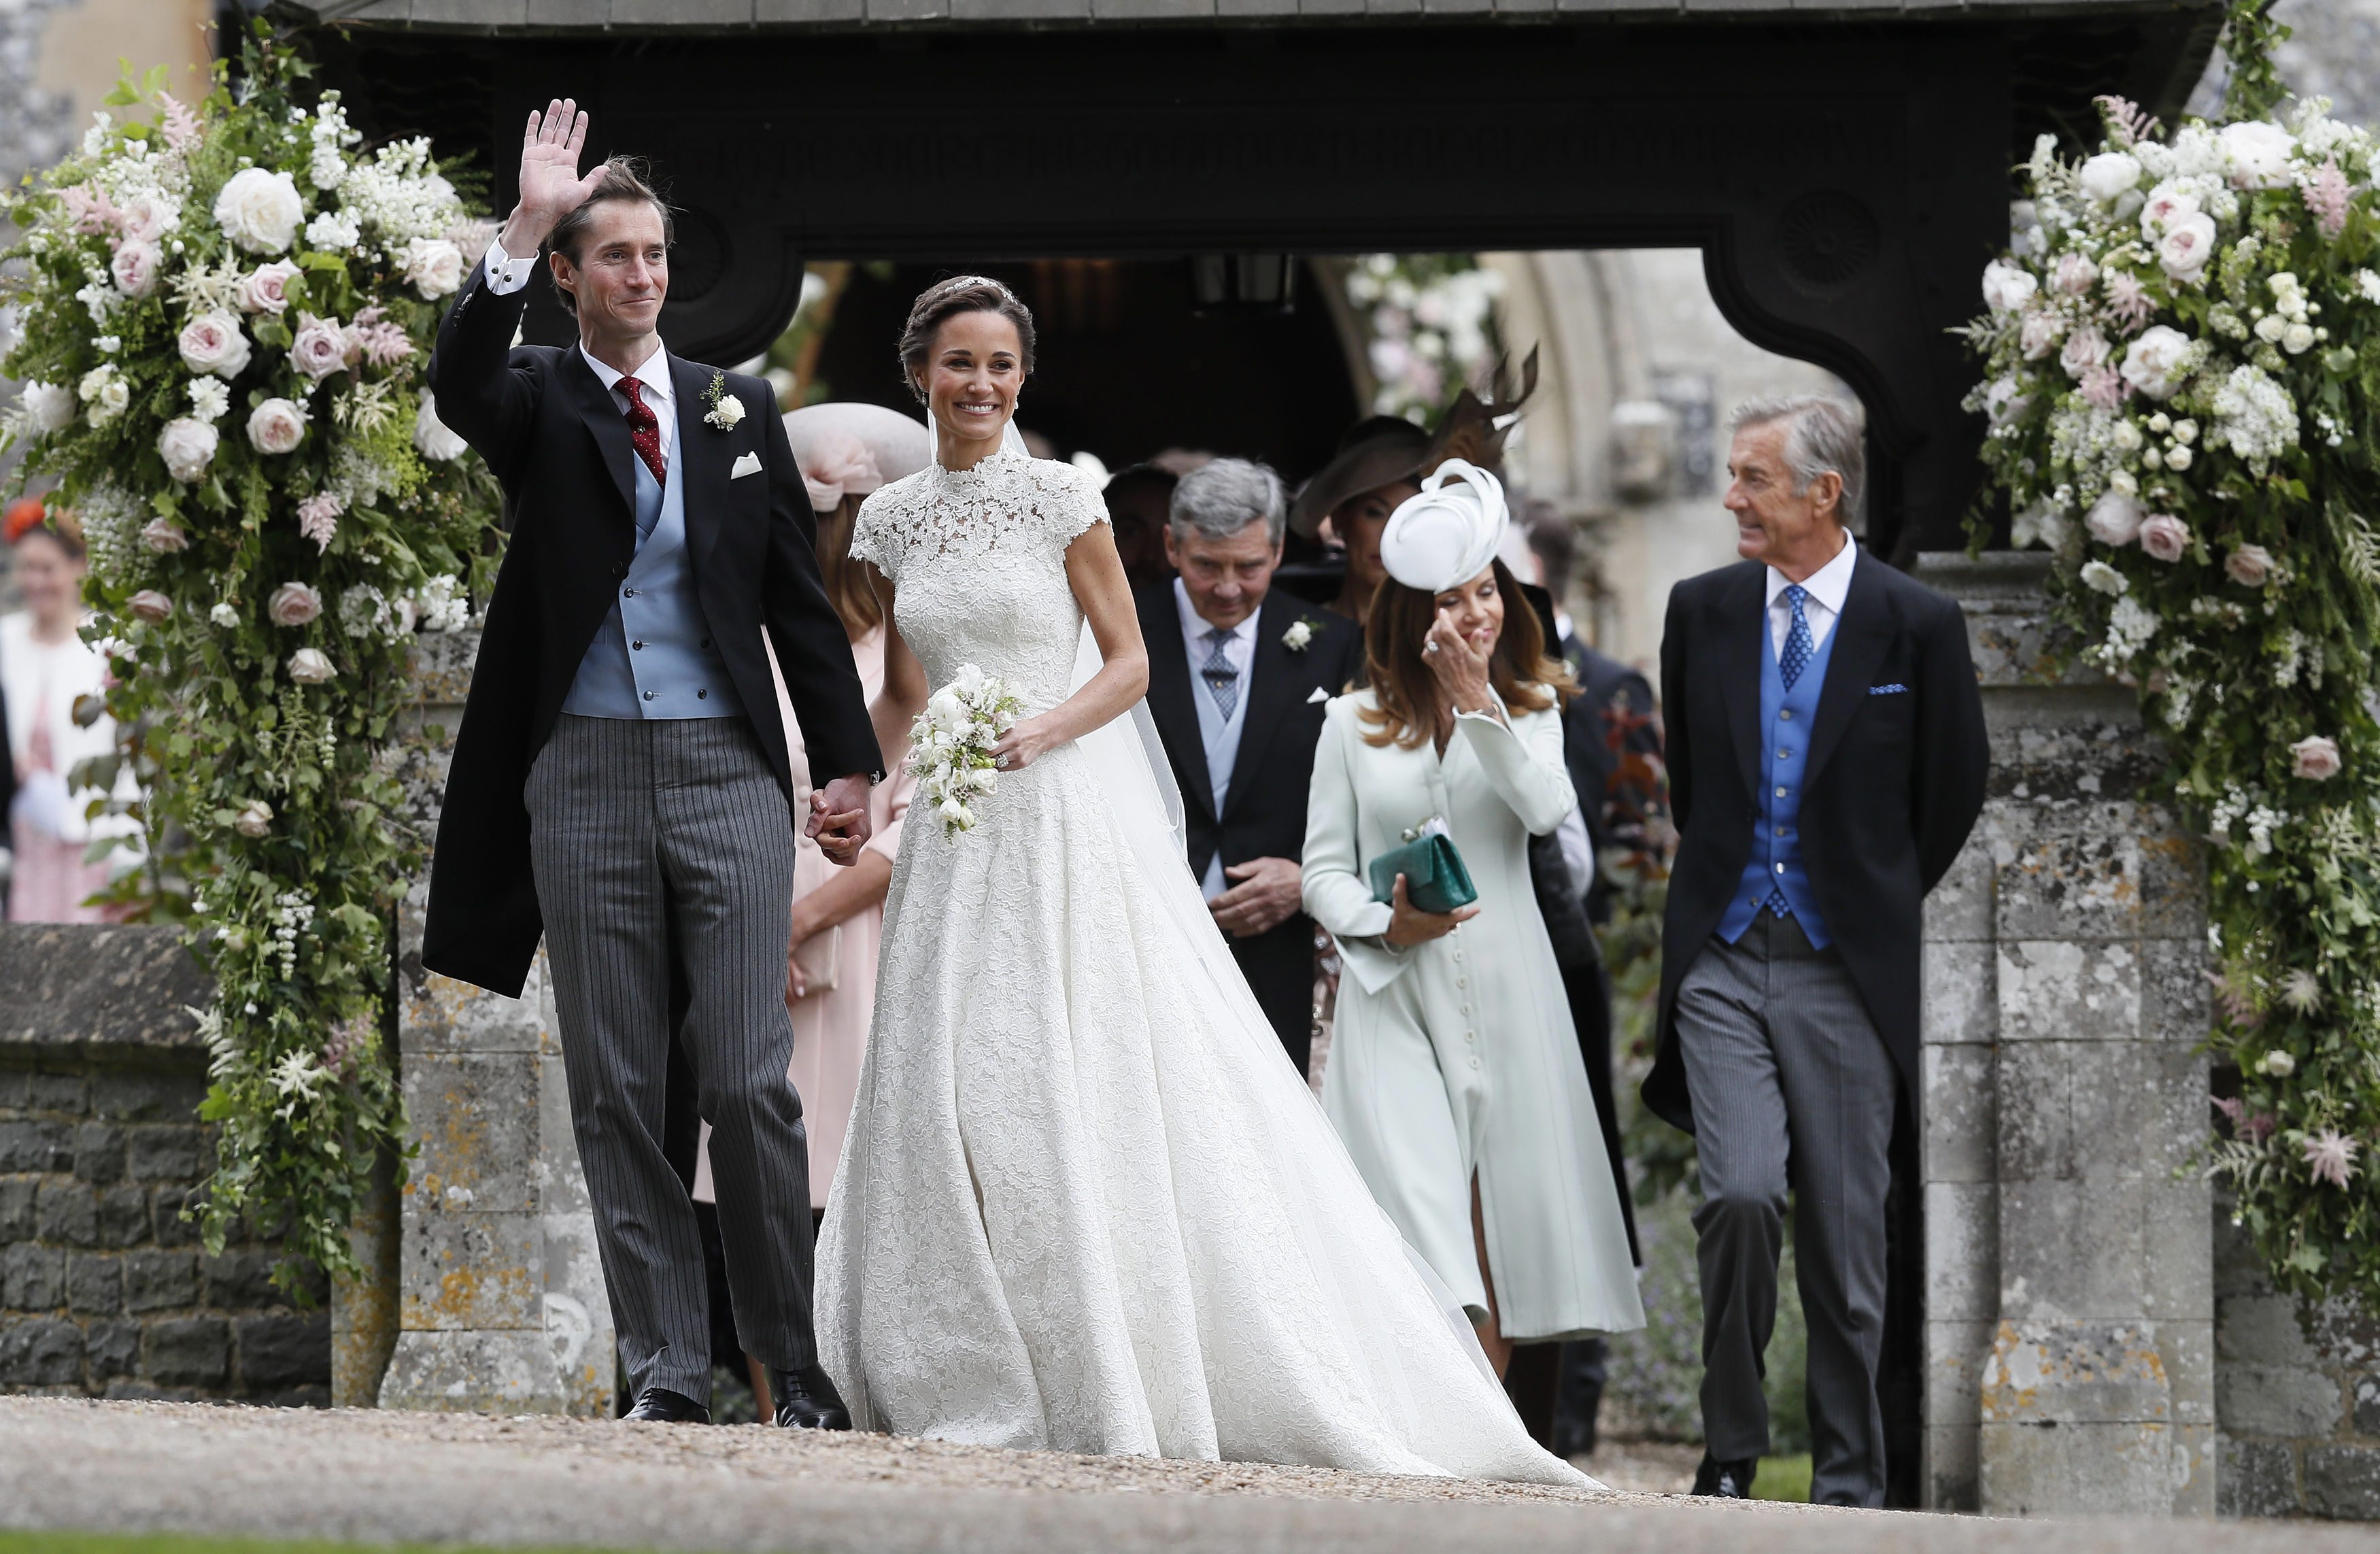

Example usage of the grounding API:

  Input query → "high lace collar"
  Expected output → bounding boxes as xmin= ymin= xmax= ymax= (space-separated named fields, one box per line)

xmin=928 ymin=442 xmax=1027 ymax=486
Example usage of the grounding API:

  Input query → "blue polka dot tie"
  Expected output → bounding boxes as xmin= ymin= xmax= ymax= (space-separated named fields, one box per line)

xmin=1767 ymin=584 xmax=1814 ymax=920
xmin=1779 ymin=583 xmax=1814 ymax=691
xmin=1200 ymin=627 xmax=1239 ymax=720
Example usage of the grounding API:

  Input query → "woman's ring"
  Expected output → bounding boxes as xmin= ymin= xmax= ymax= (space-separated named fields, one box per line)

xmin=1423 ymin=638 xmax=1440 ymax=655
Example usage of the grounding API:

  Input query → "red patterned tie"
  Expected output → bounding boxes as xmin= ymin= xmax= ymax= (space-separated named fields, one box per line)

xmin=619 ymin=376 xmax=666 ymax=486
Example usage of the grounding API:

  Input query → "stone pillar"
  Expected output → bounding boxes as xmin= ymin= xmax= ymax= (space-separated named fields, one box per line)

xmin=328 ymin=1149 xmax=398 ymax=1407
xmin=375 ymin=629 xmax=613 ymax=1416
xmin=1916 ymin=553 xmax=2213 ymax=1515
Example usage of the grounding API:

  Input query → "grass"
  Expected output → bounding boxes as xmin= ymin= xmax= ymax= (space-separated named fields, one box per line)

xmin=1752 ymin=1453 xmax=1813 ymax=1503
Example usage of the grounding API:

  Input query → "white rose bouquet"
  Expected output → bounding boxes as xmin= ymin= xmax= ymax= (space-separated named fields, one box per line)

xmin=1961 ymin=0 xmax=2380 ymax=1308
xmin=0 ymin=37 xmax=505 ymax=1295
xmin=908 ymin=663 xmax=1026 ymax=838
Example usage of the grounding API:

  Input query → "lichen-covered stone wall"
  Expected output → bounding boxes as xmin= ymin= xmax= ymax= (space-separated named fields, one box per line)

xmin=2215 ymin=1206 xmax=2380 ymax=1518
xmin=0 ymin=924 xmax=329 ymax=1403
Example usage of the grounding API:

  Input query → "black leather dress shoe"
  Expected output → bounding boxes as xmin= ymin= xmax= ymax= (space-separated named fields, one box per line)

xmin=1691 ymin=1454 xmax=1758 ymax=1498
xmin=766 ymin=1364 xmax=852 ymax=1430
xmin=623 ymin=1386 xmax=711 ymax=1424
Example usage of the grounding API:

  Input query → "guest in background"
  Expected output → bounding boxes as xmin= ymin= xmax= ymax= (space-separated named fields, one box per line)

xmin=1302 ymin=461 xmax=1642 ymax=1377
xmin=1102 ymin=462 xmax=1179 ymax=592
xmin=1289 ymin=416 xmax=1428 ymax=628
xmin=1522 ymin=501 xmax=1663 ymax=1459
xmin=1 ymin=501 xmax=139 ymax=923
xmin=1650 ymin=396 xmax=1986 ymax=1504
xmin=1137 ymin=458 xmax=1359 ymax=1075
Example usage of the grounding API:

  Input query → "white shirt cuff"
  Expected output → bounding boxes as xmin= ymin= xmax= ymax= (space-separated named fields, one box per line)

xmin=481 ymin=232 xmax=536 ymax=297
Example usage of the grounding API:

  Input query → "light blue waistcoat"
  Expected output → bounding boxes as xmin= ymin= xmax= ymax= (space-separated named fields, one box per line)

xmin=562 ymin=447 xmax=745 ymax=722
xmin=1716 ymin=606 xmax=1841 ymax=949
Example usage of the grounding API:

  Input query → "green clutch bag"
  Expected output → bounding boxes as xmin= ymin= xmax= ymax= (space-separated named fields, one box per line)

xmin=1369 ymin=831 xmax=1478 ymax=915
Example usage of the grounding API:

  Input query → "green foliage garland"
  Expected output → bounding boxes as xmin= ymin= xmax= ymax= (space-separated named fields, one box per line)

xmin=1962 ymin=1 xmax=2380 ymax=1301
xmin=0 ymin=31 xmax=503 ymax=1293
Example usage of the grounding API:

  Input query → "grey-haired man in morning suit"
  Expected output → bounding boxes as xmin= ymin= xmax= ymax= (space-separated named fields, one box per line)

xmin=1648 ymin=396 xmax=1987 ymax=1506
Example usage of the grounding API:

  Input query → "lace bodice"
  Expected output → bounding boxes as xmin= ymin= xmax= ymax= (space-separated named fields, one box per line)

xmin=851 ymin=450 xmax=1109 ymax=710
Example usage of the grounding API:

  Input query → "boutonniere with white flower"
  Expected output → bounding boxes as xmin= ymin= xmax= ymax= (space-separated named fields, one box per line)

xmin=702 ymin=369 xmax=745 ymax=431
xmin=1282 ymin=615 xmax=1320 ymax=652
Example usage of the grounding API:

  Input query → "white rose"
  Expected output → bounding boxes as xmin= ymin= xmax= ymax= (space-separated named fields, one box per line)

xmin=109 ymin=239 xmax=163 ymax=298
xmin=2086 ymin=490 xmax=2145 ymax=547
xmin=2166 ymin=445 xmax=2194 ymax=471
xmin=286 ymin=647 xmax=337 ymax=685
xmin=1982 ymin=258 xmax=2038 ymax=314
xmin=22 ymin=382 xmax=75 ymax=433
xmin=2079 ymin=559 xmax=2128 ymax=596
xmin=212 ymin=167 xmax=304 ymax=254
xmin=2079 ymin=151 xmax=2143 ymax=202
xmin=237 ymin=259 xmax=301 ymax=315
xmin=1982 ymin=376 xmax=2028 ymax=428
xmin=119 ymin=191 xmax=176 ymax=243
xmin=2220 ymin=120 xmax=2298 ymax=189
xmin=2019 ymin=310 xmax=2062 ymax=361
xmin=2158 ymin=212 xmax=2218 ymax=284
xmin=2283 ymin=322 xmax=2317 ymax=354
xmin=2139 ymin=180 xmax=2202 ymax=237
xmin=78 ymin=365 xmax=129 ymax=424
xmin=709 ymin=392 xmax=746 ymax=430
xmin=2260 ymin=1049 xmax=2298 ymax=1078
xmin=2120 ymin=324 xmax=2192 ymax=401
xmin=403 ymin=237 xmax=464 ymax=300
xmin=177 ymin=310 xmax=254 ymax=379
xmin=157 ymin=417 xmax=220 ymax=484
xmin=246 ymin=396 xmax=309 ymax=456
xmin=2254 ymin=313 xmax=2288 ymax=343
xmin=413 ymin=389 xmax=468 ymax=461
xmin=233 ymin=798 xmax=274 ymax=839
xmin=140 ymin=518 xmax=188 ymax=554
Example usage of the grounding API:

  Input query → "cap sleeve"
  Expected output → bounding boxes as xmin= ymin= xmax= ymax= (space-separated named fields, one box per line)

xmin=1040 ymin=459 xmax=1112 ymax=550
xmin=849 ymin=488 xmax=898 ymax=582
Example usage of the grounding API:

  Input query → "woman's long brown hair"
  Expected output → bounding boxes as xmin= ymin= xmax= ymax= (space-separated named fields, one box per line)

xmin=817 ymin=494 xmax=885 ymax=637
xmin=1357 ymin=556 xmax=1573 ymax=749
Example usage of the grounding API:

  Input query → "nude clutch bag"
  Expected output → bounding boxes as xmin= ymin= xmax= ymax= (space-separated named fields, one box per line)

xmin=792 ymin=926 xmax=840 ymax=998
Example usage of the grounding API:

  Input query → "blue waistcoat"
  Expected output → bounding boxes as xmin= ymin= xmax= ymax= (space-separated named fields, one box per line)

xmin=562 ymin=447 xmax=745 ymax=722
xmin=1716 ymin=603 xmax=1841 ymax=949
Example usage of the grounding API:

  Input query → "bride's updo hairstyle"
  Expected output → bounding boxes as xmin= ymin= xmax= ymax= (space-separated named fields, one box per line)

xmin=897 ymin=275 xmax=1037 ymax=403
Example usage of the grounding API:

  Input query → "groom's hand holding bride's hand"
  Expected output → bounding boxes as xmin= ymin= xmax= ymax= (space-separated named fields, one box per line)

xmin=500 ymin=97 xmax=609 ymax=256
xmin=807 ymin=774 xmax=875 ymax=866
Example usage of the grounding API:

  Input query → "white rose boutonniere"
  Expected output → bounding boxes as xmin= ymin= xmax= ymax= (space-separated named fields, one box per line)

xmin=1282 ymin=616 xmax=1319 ymax=652
xmin=702 ymin=370 xmax=745 ymax=430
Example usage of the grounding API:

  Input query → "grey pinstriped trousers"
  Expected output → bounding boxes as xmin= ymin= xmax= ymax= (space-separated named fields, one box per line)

xmin=526 ymin=713 xmax=816 ymax=1403
xmin=1673 ymin=909 xmax=1896 ymax=1508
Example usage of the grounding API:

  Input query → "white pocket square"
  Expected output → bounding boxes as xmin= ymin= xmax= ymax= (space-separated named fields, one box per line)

xmin=730 ymin=452 xmax=763 ymax=480
xmin=1307 ymin=687 xmax=1330 ymax=705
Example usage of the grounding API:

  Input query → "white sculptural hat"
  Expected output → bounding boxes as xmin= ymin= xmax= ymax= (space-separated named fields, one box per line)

xmin=1378 ymin=458 xmax=1508 ymax=593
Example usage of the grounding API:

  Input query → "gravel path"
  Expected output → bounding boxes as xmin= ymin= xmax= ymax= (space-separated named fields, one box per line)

xmin=0 ymin=1397 xmax=2364 ymax=1554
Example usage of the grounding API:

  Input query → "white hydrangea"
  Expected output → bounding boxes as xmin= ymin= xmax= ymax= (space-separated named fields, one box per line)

xmin=414 ymin=574 xmax=469 ymax=634
xmin=2208 ymin=364 xmax=2300 ymax=471
xmin=305 ymin=208 xmax=360 ymax=252
xmin=2105 ymin=594 xmax=2160 ymax=661
xmin=187 ymin=377 xmax=231 ymax=424
xmin=337 ymin=137 xmax=462 ymax=247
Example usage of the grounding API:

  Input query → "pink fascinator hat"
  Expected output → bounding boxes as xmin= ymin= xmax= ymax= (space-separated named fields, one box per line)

xmin=783 ymin=402 xmax=932 ymax=513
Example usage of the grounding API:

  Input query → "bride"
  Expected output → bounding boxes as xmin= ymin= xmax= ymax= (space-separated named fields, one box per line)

xmin=816 ymin=275 xmax=1591 ymax=1485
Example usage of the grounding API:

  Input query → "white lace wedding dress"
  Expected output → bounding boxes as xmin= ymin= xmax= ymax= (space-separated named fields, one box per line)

xmin=817 ymin=447 xmax=1589 ymax=1485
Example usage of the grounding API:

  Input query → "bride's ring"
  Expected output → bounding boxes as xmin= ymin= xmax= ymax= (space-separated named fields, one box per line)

xmin=995 ymin=754 xmax=1008 ymax=769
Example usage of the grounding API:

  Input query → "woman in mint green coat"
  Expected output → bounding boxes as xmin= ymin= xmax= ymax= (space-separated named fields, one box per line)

xmin=1302 ymin=465 xmax=1642 ymax=1374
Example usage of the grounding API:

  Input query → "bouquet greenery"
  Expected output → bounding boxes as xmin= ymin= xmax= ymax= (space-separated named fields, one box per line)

xmin=1962 ymin=1 xmax=2380 ymax=1300
xmin=0 ymin=29 xmax=503 ymax=1292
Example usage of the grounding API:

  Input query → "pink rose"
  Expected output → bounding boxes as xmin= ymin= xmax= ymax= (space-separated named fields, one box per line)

xmin=2159 ymin=212 xmax=2219 ymax=284
xmin=126 ymin=590 xmax=173 ymax=624
xmin=109 ymin=239 xmax=162 ymax=298
xmin=267 ymin=581 xmax=322 ymax=628
xmin=2060 ymin=325 xmax=2110 ymax=379
xmin=2292 ymin=734 xmax=2343 ymax=781
xmin=140 ymin=518 xmax=188 ymax=554
xmin=2226 ymin=543 xmax=2274 ymax=587
xmin=2053 ymin=252 xmax=2098 ymax=296
xmin=246 ymin=396 xmax=308 ymax=456
xmin=2139 ymin=513 xmax=2190 ymax=562
xmin=237 ymin=260 xmax=301 ymax=316
xmin=177 ymin=310 xmax=252 ymax=379
xmin=2019 ymin=309 xmax=2062 ymax=361
xmin=288 ymin=313 xmax=353 ymax=383
xmin=118 ymin=192 xmax=175 ymax=244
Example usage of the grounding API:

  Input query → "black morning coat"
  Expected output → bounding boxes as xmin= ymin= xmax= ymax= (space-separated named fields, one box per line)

xmin=1136 ymin=581 xmax=1362 ymax=1062
xmin=418 ymin=259 xmax=883 ymax=999
xmin=1642 ymin=547 xmax=1989 ymax=1132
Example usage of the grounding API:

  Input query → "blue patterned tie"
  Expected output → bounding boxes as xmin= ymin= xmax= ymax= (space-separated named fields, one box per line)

xmin=1200 ymin=627 xmax=1239 ymax=720
xmin=1779 ymin=584 xmax=1814 ymax=691
xmin=1767 ymin=584 xmax=1814 ymax=919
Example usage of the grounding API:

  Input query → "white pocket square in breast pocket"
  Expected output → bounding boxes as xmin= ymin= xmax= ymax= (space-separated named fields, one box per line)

xmin=1307 ymin=687 xmax=1330 ymax=705
xmin=730 ymin=451 xmax=763 ymax=480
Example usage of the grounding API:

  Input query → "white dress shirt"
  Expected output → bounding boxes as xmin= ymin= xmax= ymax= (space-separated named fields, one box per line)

xmin=481 ymin=233 xmax=675 ymax=457
xmin=1765 ymin=529 xmax=1858 ymax=655
xmin=1174 ymin=579 xmax=1259 ymax=898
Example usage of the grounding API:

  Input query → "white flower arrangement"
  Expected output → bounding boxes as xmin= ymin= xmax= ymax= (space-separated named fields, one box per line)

xmin=908 ymin=663 xmax=1025 ymax=838
xmin=1962 ymin=5 xmax=2380 ymax=1311
xmin=1282 ymin=616 xmax=1317 ymax=652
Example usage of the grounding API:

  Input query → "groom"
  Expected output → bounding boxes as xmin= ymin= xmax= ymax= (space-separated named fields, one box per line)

xmin=421 ymin=101 xmax=883 ymax=1428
